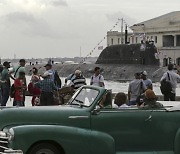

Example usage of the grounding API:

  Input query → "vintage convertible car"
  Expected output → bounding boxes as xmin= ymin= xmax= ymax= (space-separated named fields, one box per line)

xmin=0 ymin=85 xmax=180 ymax=154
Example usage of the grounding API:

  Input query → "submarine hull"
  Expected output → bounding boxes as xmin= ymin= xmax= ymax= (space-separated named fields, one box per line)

xmin=96 ymin=44 xmax=159 ymax=66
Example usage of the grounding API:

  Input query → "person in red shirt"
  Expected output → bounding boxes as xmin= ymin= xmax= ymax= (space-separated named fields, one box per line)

xmin=14 ymin=72 xmax=26 ymax=106
xmin=28 ymin=67 xmax=41 ymax=106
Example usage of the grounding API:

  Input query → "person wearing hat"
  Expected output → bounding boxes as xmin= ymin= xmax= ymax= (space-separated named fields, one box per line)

xmin=35 ymin=71 xmax=57 ymax=106
xmin=128 ymin=72 xmax=147 ymax=106
xmin=141 ymin=89 xmax=163 ymax=109
xmin=44 ymin=63 xmax=61 ymax=88
xmin=141 ymin=71 xmax=153 ymax=90
xmin=44 ymin=63 xmax=54 ymax=81
xmin=1 ymin=61 xmax=11 ymax=106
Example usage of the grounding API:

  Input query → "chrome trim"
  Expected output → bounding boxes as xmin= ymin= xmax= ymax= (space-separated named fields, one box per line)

xmin=68 ymin=116 xmax=89 ymax=119
xmin=0 ymin=146 xmax=8 ymax=150
xmin=3 ymin=149 xmax=23 ymax=154
xmin=0 ymin=137 xmax=8 ymax=140
xmin=0 ymin=141 xmax=8 ymax=144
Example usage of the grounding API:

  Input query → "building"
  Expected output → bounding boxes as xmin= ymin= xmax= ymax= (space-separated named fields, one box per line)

xmin=107 ymin=11 xmax=180 ymax=66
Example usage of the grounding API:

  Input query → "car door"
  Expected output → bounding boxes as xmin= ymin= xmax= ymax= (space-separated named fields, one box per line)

xmin=91 ymin=107 xmax=155 ymax=152
xmin=148 ymin=109 xmax=178 ymax=152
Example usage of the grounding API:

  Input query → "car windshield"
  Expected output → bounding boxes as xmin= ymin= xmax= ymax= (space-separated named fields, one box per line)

xmin=69 ymin=88 xmax=99 ymax=107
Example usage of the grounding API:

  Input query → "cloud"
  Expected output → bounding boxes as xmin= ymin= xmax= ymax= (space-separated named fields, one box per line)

xmin=1 ymin=12 xmax=63 ymax=39
xmin=49 ymin=0 xmax=68 ymax=7
xmin=0 ymin=0 xmax=68 ymax=10
xmin=106 ymin=11 xmax=137 ymax=27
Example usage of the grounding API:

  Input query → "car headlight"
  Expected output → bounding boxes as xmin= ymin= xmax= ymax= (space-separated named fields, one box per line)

xmin=0 ymin=131 xmax=7 ymax=137
xmin=8 ymin=128 xmax=15 ymax=141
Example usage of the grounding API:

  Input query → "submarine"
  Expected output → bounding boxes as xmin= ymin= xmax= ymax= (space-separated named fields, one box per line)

xmin=96 ymin=41 xmax=160 ymax=66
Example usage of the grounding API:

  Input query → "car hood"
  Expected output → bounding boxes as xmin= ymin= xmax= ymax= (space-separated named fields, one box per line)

xmin=0 ymin=105 xmax=91 ymax=130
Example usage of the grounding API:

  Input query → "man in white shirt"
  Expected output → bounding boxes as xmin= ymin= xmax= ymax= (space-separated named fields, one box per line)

xmin=90 ymin=67 xmax=105 ymax=88
xmin=160 ymin=64 xmax=180 ymax=101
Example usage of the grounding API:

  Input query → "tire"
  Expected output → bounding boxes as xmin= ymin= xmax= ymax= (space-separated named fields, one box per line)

xmin=28 ymin=142 xmax=61 ymax=154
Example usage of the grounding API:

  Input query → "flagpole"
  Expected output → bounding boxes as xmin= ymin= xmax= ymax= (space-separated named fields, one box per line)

xmin=121 ymin=18 xmax=124 ymax=44
xmin=80 ymin=46 xmax=81 ymax=58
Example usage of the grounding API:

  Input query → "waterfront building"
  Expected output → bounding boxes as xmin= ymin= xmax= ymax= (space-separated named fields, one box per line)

xmin=107 ymin=11 xmax=180 ymax=66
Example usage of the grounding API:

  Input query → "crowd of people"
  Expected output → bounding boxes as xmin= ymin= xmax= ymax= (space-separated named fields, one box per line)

xmin=0 ymin=59 xmax=180 ymax=108
xmin=112 ymin=63 xmax=180 ymax=109
xmin=0 ymin=61 xmax=105 ymax=106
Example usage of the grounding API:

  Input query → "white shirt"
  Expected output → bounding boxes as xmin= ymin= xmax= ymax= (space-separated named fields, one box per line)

xmin=160 ymin=70 xmax=180 ymax=93
xmin=112 ymin=104 xmax=129 ymax=109
xmin=90 ymin=74 xmax=105 ymax=87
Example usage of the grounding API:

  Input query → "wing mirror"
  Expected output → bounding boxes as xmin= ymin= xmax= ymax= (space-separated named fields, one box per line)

xmin=92 ymin=105 xmax=101 ymax=115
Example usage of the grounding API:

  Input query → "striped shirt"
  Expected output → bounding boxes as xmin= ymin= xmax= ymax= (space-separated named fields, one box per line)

xmin=71 ymin=75 xmax=86 ymax=89
xmin=35 ymin=78 xmax=57 ymax=92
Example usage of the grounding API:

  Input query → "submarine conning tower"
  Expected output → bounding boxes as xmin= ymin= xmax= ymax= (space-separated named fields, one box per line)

xmin=96 ymin=43 xmax=160 ymax=66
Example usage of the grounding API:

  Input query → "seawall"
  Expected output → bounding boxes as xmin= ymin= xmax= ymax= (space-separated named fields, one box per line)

xmin=25 ymin=63 xmax=167 ymax=82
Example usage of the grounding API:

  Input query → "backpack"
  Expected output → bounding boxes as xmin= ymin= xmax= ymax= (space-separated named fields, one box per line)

xmin=28 ymin=82 xmax=34 ymax=94
xmin=10 ymin=66 xmax=22 ymax=98
xmin=160 ymin=73 xmax=172 ymax=94
xmin=54 ymin=71 xmax=61 ymax=88
xmin=10 ymin=84 xmax=15 ymax=98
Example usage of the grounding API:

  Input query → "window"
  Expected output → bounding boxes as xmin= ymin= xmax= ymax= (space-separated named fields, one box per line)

xmin=132 ymin=37 xmax=134 ymax=44
xmin=129 ymin=37 xmax=131 ymax=43
xmin=111 ymin=38 xmax=113 ymax=45
xmin=118 ymin=38 xmax=120 ymax=44
xmin=70 ymin=88 xmax=99 ymax=107
xmin=155 ymin=36 xmax=157 ymax=43
xmin=136 ymin=37 xmax=138 ymax=43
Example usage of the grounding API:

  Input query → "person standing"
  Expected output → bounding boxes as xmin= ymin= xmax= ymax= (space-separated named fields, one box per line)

xmin=28 ymin=67 xmax=41 ymax=106
xmin=141 ymin=71 xmax=153 ymax=90
xmin=44 ymin=63 xmax=61 ymax=88
xmin=13 ymin=59 xmax=27 ymax=106
xmin=35 ymin=71 xmax=57 ymax=106
xmin=160 ymin=64 xmax=180 ymax=101
xmin=0 ymin=64 xmax=5 ymax=105
xmin=90 ymin=67 xmax=105 ymax=87
xmin=1 ymin=61 xmax=11 ymax=106
xmin=128 ymin=72 xmax=147 ymax=106
xmin=44 ymin=63 xmax=54 ymax=81
xmin=14 ymin=72 xmax=26 ymax=106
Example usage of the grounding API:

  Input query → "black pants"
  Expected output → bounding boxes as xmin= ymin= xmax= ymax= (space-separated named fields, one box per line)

xmin=164 ymin=92 xmax=175 ymax=101
xmin=40 ymin=91 xmax=54 ymax=106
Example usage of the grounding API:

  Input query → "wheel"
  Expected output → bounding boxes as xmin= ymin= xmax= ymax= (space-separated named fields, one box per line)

xmin=28 ymin=142 xmax=61 ymax=154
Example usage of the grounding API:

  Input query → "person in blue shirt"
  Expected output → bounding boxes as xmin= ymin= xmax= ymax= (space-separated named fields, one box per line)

xmin=35 ymin=71 xmax=57 ymax=106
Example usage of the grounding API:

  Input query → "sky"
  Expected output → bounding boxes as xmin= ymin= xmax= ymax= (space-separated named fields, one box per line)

xmin=0 ymin=0 xmax=180 ymax=59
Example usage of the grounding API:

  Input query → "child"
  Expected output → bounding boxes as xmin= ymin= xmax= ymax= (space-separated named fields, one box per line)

xmin=14 ymin=72 xmax=26 ymax=106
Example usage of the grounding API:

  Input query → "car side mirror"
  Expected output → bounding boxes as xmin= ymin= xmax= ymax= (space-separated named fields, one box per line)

xmin=92 ymin=105 xmax=101 ymax=115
